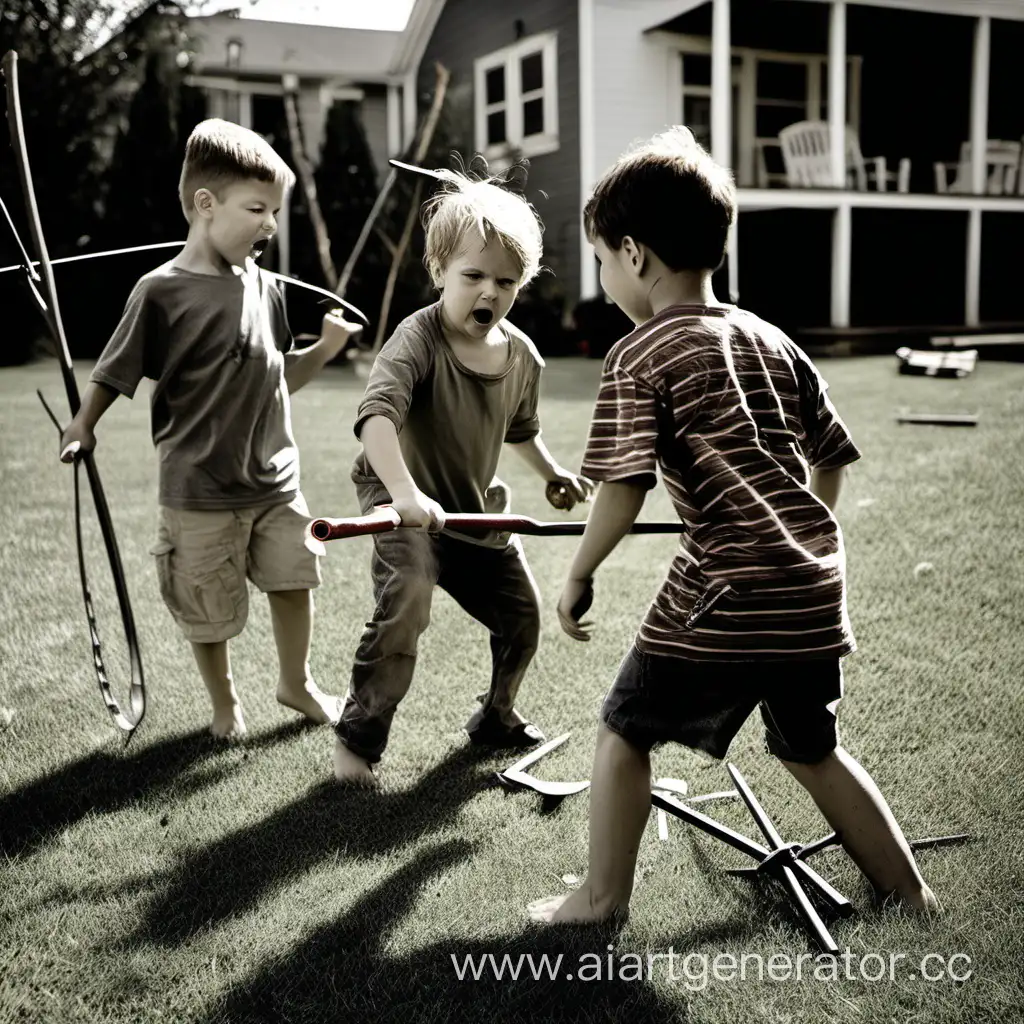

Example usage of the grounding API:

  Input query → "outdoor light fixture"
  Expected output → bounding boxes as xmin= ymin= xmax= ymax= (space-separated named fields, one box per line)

xmin=225 ymin=37 xmax=243 ymax=68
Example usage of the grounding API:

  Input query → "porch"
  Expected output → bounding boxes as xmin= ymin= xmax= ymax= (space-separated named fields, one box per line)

xmin=586 ymin=0 xmax=1024 ymax=331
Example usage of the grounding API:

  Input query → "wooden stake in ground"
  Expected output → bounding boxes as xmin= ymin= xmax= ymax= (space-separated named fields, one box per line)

xmin=282 ymin=73 xmax=337 ymax=288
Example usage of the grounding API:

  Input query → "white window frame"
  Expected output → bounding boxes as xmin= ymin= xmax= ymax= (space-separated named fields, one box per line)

xmin=671 ymin=34 xmax=862 ymax=188
xmin=474 ymin=31 xmax=559 ymax=163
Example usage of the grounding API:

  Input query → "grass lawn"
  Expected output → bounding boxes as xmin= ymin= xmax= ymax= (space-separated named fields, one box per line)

xmin=1 ymin=354 xmax=1023 ymax=1024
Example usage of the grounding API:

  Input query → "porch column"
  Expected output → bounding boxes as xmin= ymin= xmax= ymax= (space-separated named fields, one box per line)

xmin=727 ymin=218 xmax=739 ymax=304
xmin=966 ymin=15 xmax=990 ymax=325
xmin=387 ymin=84 xmax=402 ymax=158
xmin=831 ymin=202 xmax=851 ymax=328
xmin=277 ymin=192 xmax=291 ymax=277
xmin=579 ymin=0 xmax=598 ymax=299
xmin=969 ymin=16 xmax=991 ymax=195
xmin=711 ymin=0 xmax=731 ymax=170
xmin=402 ymin=70 xmax=417 ymax=152
xmin=827 ymin=1 xmax=846 ymax=187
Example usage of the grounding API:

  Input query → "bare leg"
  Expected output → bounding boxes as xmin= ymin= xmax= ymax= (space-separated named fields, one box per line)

xmin=191 ymin=639 xmax=245 ymax=739
xmin=783 ymin=746 xmax=938 ymax=912
xmin=267 ymin=589 xmax=340 ymax=725
xmin=529 ymin=724 xmax=651 ymax=924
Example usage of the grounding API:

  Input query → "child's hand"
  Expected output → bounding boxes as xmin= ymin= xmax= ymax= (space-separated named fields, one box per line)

xmin=546 ymin=467 xmax=595 ymax=510
xmin=390 ymin=488 xmax=446 ymax=532
xmin=321 ymin=309 xmax=363 ymax=357
xmin=59 ymin=419 xmax=95 ymax=463
xmin=557 ymin=577 xmax=594 ymax=641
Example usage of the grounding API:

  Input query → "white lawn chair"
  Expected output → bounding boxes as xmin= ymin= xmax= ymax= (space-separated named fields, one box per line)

xmin=934 ymin=140 xmax=1023 ymax=195
xmin=779 ymin=120 xmax=911 ymax=192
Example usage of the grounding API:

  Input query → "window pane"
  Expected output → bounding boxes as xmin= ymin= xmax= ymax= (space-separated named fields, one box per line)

xmin=756 ymin=60 xmax=807 ymax=102
xmin=681 ymin=53 xmax=711 ymax=87
xmin=487 ymin=109 xmax=507 ymax=145
xmin=523 ymin=97 xmax=544 ymax=137
xmin=683 ymin=95 xmax=711 ymax=150
xmin=756 ymin=105 xmax=805 ymax=139
xmin=486 ymin=65 xmax=505 ymax=105
xmin=521 ymin=51 xmax=543 ymax=94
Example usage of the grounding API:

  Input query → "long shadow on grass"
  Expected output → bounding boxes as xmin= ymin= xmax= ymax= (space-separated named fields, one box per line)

xmin=0 ymin=721 xmax=309 ymax=858
xmin=131 ymin=744 xmax=500 ymax=947
xmin=197 ymin=838 xmax=689 ymax=1024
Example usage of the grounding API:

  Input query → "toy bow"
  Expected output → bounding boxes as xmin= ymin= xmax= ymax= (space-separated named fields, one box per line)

xmin=2 ymin=50 xmax=147 ymax=740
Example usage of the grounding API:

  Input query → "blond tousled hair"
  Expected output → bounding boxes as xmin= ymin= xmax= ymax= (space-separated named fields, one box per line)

xmin=178 ymin=118 xmax=296 ymax=220
xmin=421 ymin=169 xmax=544 ymax=287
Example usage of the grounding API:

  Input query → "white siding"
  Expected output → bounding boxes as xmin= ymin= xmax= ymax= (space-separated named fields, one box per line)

xmin=579 ymin=0 xmax=704 ymax=296
xmin=589 ymin=1 xmax=694 ymax=185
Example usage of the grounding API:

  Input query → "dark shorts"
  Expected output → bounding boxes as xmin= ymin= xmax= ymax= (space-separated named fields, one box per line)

xmin=601 ymin=645 xmax=843 ymax=764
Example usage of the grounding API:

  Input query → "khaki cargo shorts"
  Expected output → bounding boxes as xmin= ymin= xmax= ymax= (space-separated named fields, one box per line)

xmin=149 ymin=493 xmax=324 ymax=643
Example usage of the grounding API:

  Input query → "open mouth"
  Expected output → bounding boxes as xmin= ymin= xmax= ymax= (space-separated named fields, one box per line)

xmin=250 ymin=238 xmax=270 ymax=259
xmin=472 ymin=308 xmax=493 ymax=325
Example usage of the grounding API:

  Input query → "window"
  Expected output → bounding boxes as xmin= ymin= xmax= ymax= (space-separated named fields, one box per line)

xmin=676 ymin=40 xmax=862 ymax=188
xmin=474 ymin=32 xmax=558 ymax=162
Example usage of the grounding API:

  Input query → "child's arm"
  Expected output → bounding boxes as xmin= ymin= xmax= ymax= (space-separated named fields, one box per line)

xmin=359 ymin=415 xmax=445 ymax=530
xmin=557 ymin=480 xmax=648 ymax=640
xmin=506 ymin=434 xmax=595 ymax=504
xmin=810 ymin=465 xmax=845 ymax=512
xmin=59 ymin=382 xmax=121 ymax=462
xmin=284 ymin=310 xmax=361 ymax=393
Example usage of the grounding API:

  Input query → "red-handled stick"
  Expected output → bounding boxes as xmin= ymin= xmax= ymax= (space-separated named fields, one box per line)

xmin=309 ymin=507 xmax=682 ymax=542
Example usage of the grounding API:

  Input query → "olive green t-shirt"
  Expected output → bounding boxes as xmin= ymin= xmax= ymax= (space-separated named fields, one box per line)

xmin=352 ymin=301 xmax=544 ymax=547
xmin=91 ymin=259 xmax=299 ymax=510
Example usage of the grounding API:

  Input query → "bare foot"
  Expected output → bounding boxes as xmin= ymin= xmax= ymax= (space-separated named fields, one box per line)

xmin=332 ymin=738 xmax=377 ymax=787
xmin=466 ymin=703 xmax=544 ymax=746
xmin=210 ymin=702 xmax=246 ymax=740
xmin=528 ymin=885 xmax=626 ymax=925
xmin=881 ymin=885 xmax=941 ymax=916
xmin=277 ymin=679 xmax=342 ymax=726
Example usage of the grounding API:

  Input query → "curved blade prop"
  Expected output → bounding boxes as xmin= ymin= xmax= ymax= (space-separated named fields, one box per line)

xmin=0 ymin=241 xmax=371 ymax=327
xmin=3 ymin=50 xmax=145 ymax=740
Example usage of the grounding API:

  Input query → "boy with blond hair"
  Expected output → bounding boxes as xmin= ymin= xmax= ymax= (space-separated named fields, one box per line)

xmin=332 ymin=169 xmax=592 ymax=784
xmin=529 ymin=127 xmax=936 ymax=923
xmin=60 ymin=119 xmax=359 ymax=739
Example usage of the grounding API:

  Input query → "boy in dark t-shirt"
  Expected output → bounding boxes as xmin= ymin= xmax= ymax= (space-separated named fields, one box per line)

xmin=332 ymin=169 xmax=593 ymax=784
xmin=60 ymin=119 xmax=360 ymax=740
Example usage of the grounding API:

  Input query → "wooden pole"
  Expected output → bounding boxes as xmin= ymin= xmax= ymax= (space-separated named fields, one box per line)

xmin=336 ymin=62 xmax=450 ymax=302
xmin=282 ymin=73 xmax=336 ymax=288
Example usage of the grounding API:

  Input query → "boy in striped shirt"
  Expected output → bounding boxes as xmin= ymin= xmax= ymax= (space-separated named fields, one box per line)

xmin=529 ymin=127 xmax=936 ymax=925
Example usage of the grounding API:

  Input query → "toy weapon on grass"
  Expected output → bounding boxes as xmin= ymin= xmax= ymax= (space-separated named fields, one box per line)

xmin=309 ymin=505 xmax=684 ymax=542
xmin=1 ymin=50 xmax=146 ymax=740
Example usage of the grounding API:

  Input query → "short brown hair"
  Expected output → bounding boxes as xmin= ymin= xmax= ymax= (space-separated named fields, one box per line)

xmin=421 ymin=169 xmax=544 ymax=287
xmin=178 ymin=119 xmax=296 ymax=220
xmin=583 ymin=126 xmax=736 ymax=272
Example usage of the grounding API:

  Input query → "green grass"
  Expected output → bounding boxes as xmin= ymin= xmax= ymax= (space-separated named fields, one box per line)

xmin=1 ymin=354 xmax=1023 ymax=1023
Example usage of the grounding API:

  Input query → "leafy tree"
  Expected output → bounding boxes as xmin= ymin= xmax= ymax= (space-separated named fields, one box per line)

xmin=0 ymin=1 xmax=205 ymax=359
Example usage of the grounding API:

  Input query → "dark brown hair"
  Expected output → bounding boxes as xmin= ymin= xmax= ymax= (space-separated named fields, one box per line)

xmin=583 ymin=126 xmax=736 ymax=272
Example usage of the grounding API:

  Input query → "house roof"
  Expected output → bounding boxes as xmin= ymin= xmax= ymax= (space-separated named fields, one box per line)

xmin=187 ymin=0 xmax=446 ymax=83
xmin=188 ymin=12 xmax=404 ymax=81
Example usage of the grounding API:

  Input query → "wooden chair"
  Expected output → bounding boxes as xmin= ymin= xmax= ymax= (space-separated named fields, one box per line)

xmin=778 ymin=120 xmax=911 ymax=192
xmin=933 ymin=139 xmax=1023 ymax=195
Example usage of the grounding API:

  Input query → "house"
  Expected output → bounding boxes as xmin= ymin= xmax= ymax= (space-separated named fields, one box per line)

xmin=397 ymin=0 xmax=1024 ymax=342
xmin=181 ymin=3 xmax=445 ymax=274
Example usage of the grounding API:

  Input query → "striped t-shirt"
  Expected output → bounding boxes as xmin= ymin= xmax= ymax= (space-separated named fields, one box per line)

xmin=582 ymin=303 xmax=861 ymax=661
